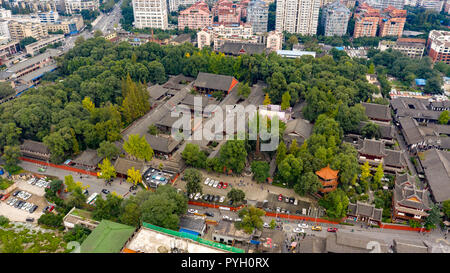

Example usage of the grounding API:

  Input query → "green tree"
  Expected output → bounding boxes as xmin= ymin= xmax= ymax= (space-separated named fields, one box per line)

xmin=1 ymin=234 xmax=24 ymax=253
xmin=66 ymin=186 xmax=87 ymax=208
xmin=227 ymin=188 xmax=246 ymax=203
xmin=361 ymin=122 xmax=381 ymax=139
xmin=98 ymin=158 xmax=116 ymax=182
xmin=278 ymin=154 xmax=303 ymax=188
xmin=263 ymin=93 xmax=271 ymax=105
xmin=251 ymin=161 xmax=270 ymax=183
xmin=181 ymin=143 xmax=207 ymax=168
xmin=237 ymin=206 xmax=265 ymax=234
xmin=0 ymin=82 xmax=15 ymax=100
xmin=92 ymin=194 xmax=123 ymax=222
xmin=127 ymin=167 xmax=142 ymax=187
xmin=443 ymin=200 xmax=450 ymax=218
xmin=1 ymin=145 xmax=21 ymax=169
xmin=63 ymin=224 xmax=92 ymax=243
xmin=237 ymin=82 xmax=251 ymax=98
xmin=360 ymin=161 xmax=372 ymax=184
xmin=97 ymin=141 xmax=120 ymax=160
xmin=276 ymin=142 xmax=287 ymax=165
xmin=119 ymin=201 xmax=141 ymax=227
xmin=123 ymin=134 xmax=154 ymax=161
xmin=438 ymin=110 xmax=449 ymax=125
xmin=121 ymin=74 xmax=150 ymax=124
xmin=184 ymin=168 xmax=203 ymax=196
xmin=19 ymin=37 xmax=37 ymax=48
xmin=372 ymin=163 xmax=384 ymax=190
xmin=294 ymin=171 xmax=321 ymax=195
xmin=148 ymin=124 xmax=159 ymax=135
xmin=424 ymin=205 xmax=441 ymax=230
xmin=0 ymin=123 xmax=22 ymax=151
xmin=319 ymin=189 xmax=349 ymax=219
xmin=281 ymin=91 xmax=291 ymax=110
xmin=219 ymin=140 xmax=247 ymax=174
xmin=270 ymin=219 xmax=276 ymax=229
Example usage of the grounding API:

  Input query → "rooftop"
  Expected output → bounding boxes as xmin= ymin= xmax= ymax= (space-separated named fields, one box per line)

xmin=113 ymin=157 xmax=146 ymax=176
xmin=419 ymin=149 xmax=450 ymax=203
xmin=80 ymin=220 xmax=136 ymax=253
xmin=315 ymin=165 xmax=339 ymax=180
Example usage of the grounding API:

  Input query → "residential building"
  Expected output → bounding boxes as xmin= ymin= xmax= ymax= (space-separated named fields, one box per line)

xmin=417 ymin=0 xmax=444 ymax=12
xmin=347 ymin=201 xmax=383 ymax=225
xmin=197 ymin=29 xmax=211 ymax=49
xmin=213 ymin=0 xmax=242 ymax=25
xmin=315 ymin=165 xmax=339 ymax=194
xmin=178 ymin=1 xmax=212 ymax=30
xmin=0 ymin=20 xmax=10 ymax=39
xmin=0 ymin=8 xmax=12 ymax=18
xmin=212 ymin=220 xmax=252 ymax=245
xmin=266 ymin=30 xmax=283 ymax=51
xmin=65 ymin=0 xmax=100 ymax=14
xmin=378 ymin=38 xmax=426 ymax=59
xmin=4 ymin=49 xmax=60 ymax=79
xmin=37 ymin=11 xmax=60 ymax=23
xmin=247 ymin=0 xmax=269 ymax=33
xmin=363 ymin=0 xmax=405 ymax=9
xmin=427 ymin=30 xmax=450 ymax=64
xmin=8 ymin=20 xmax=48 ymax=41
xmin=353 ymin=3 xmax=380 ymax=38
xmin=132 ymin=0 xmax=168 ymax=29
xmin=378 ymin=6 xmax=407 ymax=38
xmin=46 ymin=15 xmax=84 ymax=35
xmin=392 ymin=173 xmax=431 ymax=222
xmin=80 ymin=220 xmax=136 ymax=253
xmin=341 ymin=0 xmax=357 ymax=8
xmin=322 ymin=1 xmax=351 ymax=37
xmin=0 ymin=41 xmax=20 ymax=65
xmin=275 ymin=0 xmax=321 ymax=35
xmin=24 ymin=34 xmax=64 ymax=56
xmin=168 ymin=0 xmax=198 ymax=12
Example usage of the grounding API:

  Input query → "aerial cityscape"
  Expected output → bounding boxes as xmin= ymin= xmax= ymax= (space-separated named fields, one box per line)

xmin=0 ymin=0 xmax=449 ymax=259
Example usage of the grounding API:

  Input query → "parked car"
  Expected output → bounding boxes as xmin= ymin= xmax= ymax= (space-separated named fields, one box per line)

xmin=187 ymin=209 xmax=198 ymax=214
xmin=299 ymin=223 xmax=309 ymax=229
xmin=228 ymin=200 xmax=233 ymax=206
xmin=289 ymin=197 xmax=295 ymax=204
xmin=281 ymin=208 xmax=286 ymax=213
xmin=214 ymin=195 xmax=220 ymax=202
xmin=293 ymin=228 xmax=305 ymax=233
xmin=219 ymin=196 xmax=225 ymax=203
xmin=295 ymin=210 xmax=301 ymax=214
xmin=29 ymin=205 xmax=38 ymax=213
xmin=263 ymin=223 xmax=270 ymax=228
xmin=311 ymin=226 xmax=322 ymax=231
xmin=217 ymin=182 xmax=223 ymax=189
xmin=42 ymin=206 xmax=49 ymax=213
xmin=204 ymin=178 xmax=210 ymax=185
xmin=208 ymin=179 xmax=215 ymax=187
xmin=0 ymin=194 xmax=3 ymax=200
xmin=208 ymin=195 xmax=214 ymax=202
xmin=48 ymin=205 xmax=55 ymax=212
xmin=294 ymin=199 xmax=298 ymax=206
xmin=194 ymin=192 xmax=201 ymax=200
xmin=203 ymin=194 xmax=210 ymax=201
xmin=205 ymin=212 xmax=214 ymax=217
xmin=1 ymin=193 xmax=9 ymax=201
xmin=101 ymin=189 xmax=110 ymax=194
xmin=213 ymin=180 xmax=219 ymax=188
xmin=285 ymin=196 xmax=290 ymax=203
xmin=276 ymin=207 xmax=281 ymax=213
xmin=222 ymin=182 xmax=228 ymax=189
xmin=83 ymin=189 xmax=89 ymax=195
xmin=26 ymin=217 xmax=34 ymax=222
xmin=189 ymin=193 xmax=194 ymax=199
xmin=234 ymin=218 xmax=242 ymax=222
xmin=12 ymin=191 xmax=21 ymax=197
xmin=278 ymin=194 xmax=283 ymax=201
xmin=327 ymin=227 xmax=338 ymax=232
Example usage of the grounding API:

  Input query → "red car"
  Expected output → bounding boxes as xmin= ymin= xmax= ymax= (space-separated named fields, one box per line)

xmin=222 ymin=182 xmax=228 ymax=189
xmin=48 ymin=205 xmax=55 ymax=212
xmin=327 ymin=227 xmax=338 ymax=232
xmin=278 ymin=194 xmax=283 ymax=201
xmin=1 ymin=193 xmax=10 ymax=201
xmin=217 ymin=182 xmax=223 ymax=189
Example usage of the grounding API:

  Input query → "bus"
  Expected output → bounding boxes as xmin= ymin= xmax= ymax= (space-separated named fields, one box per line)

xmin=86 ymin=192 xmax=99 ymax=205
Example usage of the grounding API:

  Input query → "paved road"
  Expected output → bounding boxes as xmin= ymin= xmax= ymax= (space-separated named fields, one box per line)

xmin=18 ymin=161 xmax=141 ymax=198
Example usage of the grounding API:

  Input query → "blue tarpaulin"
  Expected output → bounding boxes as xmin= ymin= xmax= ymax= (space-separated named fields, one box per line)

xmin=415 ymin=79 xmax=426 ymax=86
xmin=179 ymin=229 xmax=200 ymax=237
xmin=250 ymin=240 xmax=260 ymax=245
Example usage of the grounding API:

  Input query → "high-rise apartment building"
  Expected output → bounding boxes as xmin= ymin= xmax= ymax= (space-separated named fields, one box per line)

xmin=362 ymin=0 xmax=405 ymax=9
xmin=178 ymin=1 xmax=212 ymax=30
xmin=65 ymin=0 xmax=99 ymax=14
xmin=378 ymin=6 xmax=406 ymax=38
xmin=38 ymin=11 xmax=60 ymax=23
xmin=213 ymin=0 xmax=242 ymax=25
xmin=8 ymin=21 xmax=48 ymax=41
xmin=168 ymin=0 xmax=198 ymax=12
xmin=417 ymin=0 xmax=444 ymax=12
xmin=322 ymin=1 xmax=351 ymax=37
xmin=247 ymin=0 xmax=269 ymax=33
xmin=427 ymin=30 xmax=450 ymax=64
xmin=266 ymin=30 xmax=283 ymax=51
xmin=132 ymin=0 xmax=168 ymax=29
xmin=275 ymin=0 xmax=320 ymax=35
xmin=353 ymin=3 xmax=380 ymax=38
xmin=0 ymin=8 xmax=12 ymax=19
xmin=378 ymin=38 xmax=426 ymax=59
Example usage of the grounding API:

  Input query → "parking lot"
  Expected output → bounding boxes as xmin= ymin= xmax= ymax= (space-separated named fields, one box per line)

xmin=179 ymin=176 xmax=231 ymax=205
xmin=0 ymin=175 xmax=50 ymax=222
xmin=265 ymin=193 xmax=312 ymax=215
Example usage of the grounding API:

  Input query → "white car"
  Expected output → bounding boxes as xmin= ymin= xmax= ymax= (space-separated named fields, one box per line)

xmin=234 ymin=218 xmax=242 ymax=222
xmin=194 ymin=192 xmax=201 ymax=200
xmin=222 ymin=215 xmax=229 ymax=220
xmin=189 ymin=193 xmax=194 ymax=199
xmin=263 ymin=223 xmax=270 ymax=228
xmin=219 ymin=196 xmax=225 ymax=203
xmin=204 ymin=178 xmax=210 ymax=185
xmin=208 ymin=179 xmax=215 ymax=187
xmin=188 ymin=209 xmax=198 ymax=214
xmin=298 ymin=223 xmax=309 ymax=229
xmin=293 ymin=228 xmax=305 ymax=233
xmin=213 ymin=180 xmax=219 ymax=188
xmin=294 ymin=199 xmax=298 ymax=206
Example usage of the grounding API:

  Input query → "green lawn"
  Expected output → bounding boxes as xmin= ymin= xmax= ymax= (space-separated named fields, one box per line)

xmin=0 ymin=178 xmax=14 ymax=190
xmin=0 ymin=227 xmax=67 ymax=253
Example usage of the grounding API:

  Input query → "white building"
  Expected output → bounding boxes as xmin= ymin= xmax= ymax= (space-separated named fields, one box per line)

xmin=65 ymin=0 xmax=100 ymax=14
xmin=0 ymin=20 xmax=10 ymax=39
xmin=132 ymin=0 xmax=168 ymax=29
xmin=0 ymin=8 xmax=12 ymax=19
xmin=197 ymin=29 xmax=211 ymax=49
xmin=38 ymin=11 xmax=60 ymax=23
xmin=275 ymin=0 xmax=320 ymax=35
xmin=247 ymin=0 xmax=269 ymax=34
xmin=417 ymin=0 xmax=444 ymax=12
xmin=362 ymin=0 xmax=405 ymax=9
xmin=168 ymin=0 xmax=198 ymax=12
xmin=266 ymin=30 xmax=283 ymax=51
xmin=322 ymin=1 xmax=351 ymax=37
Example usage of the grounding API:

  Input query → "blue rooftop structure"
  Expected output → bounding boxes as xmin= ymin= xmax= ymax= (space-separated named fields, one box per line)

xmin=335 ymin=47 xmax=344 ymax=51
xmin=415 ymin=79 xmax=426 ymax=86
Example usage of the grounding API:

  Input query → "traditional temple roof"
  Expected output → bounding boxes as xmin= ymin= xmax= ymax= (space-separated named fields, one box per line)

xmin=315 ymin=165 xmax=339 ymax=180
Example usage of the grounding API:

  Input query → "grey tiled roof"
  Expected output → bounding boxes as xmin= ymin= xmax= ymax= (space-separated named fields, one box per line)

xmin=219 ymin=42 xmax=267 ymax=55
xmin=72 ymin=149 xmax=103 ymax=167
xmin=398 ymin=117 xmax=424 ymax=145
xmin=325 ymin=232 xmax=388 ymax=253
xmin=194 ymin=72 xmax=237 ymax=92
xmin=361 ymin=102 xmax=392 ymax=121
xmin=358 ymin=138 xmax=387 ymax=157
xmin=419 ymin=149 xmax=450 ymax=203
xmin=144 ymin=134 xmax=181 ymax=154
xmin=394 ymin=173 xmax=430 ymax=211
xmin=284 ymin=118 xmax=313 ymax=139
xmin=384 ymin=149 xmax=406 ymax=168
